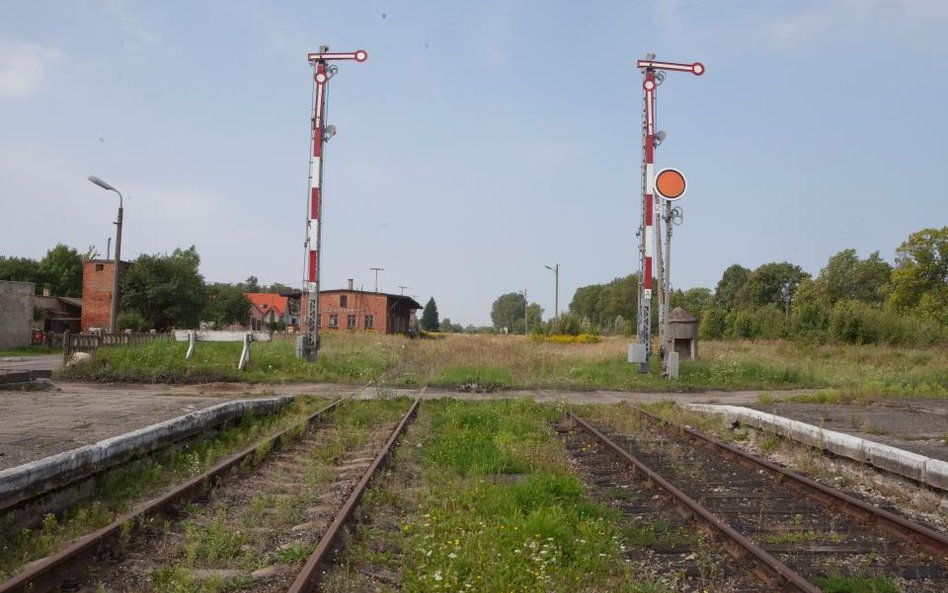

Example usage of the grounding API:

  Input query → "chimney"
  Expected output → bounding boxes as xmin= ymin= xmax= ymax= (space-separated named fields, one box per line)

xmin=347 ymin=278 xmax=354 ymax=291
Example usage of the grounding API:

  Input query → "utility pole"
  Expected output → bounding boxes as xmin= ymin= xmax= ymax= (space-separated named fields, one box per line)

xmin=370 ymin=267 xmax=384 ymax=292
xmin=522 ymin=288 xmax=528 ymax=334
xmin=545 ymin=264 xmax=559 ymax=321
xmin=633 ymin=54 xmax=703 ymax=372
xmin=300 ymin=46 xmax=367 ymax=362
xmin=398 ymin=285 xmax=407 ymax=295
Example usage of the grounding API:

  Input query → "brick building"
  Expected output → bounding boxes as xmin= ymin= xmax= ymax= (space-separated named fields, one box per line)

xmin=306 ymin=280 xmax=421 ymax=336
xmin=81 ymin=259 xmax=130 ymax=332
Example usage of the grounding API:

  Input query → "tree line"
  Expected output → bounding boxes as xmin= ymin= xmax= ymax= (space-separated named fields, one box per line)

xmin=560 ymin=226 xmax=946 ymax=345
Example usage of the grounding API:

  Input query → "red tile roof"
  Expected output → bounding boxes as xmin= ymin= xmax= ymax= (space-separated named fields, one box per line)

xmin=245 ymin=292 xmax=288 ymax=316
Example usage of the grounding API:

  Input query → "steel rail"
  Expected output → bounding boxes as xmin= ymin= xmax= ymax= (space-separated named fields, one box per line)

xmin=288 ymin=397 xmax=419 ymax=592
xmin=0 ymin=397 xmax=346 ymax=593
xmin=634 ymin=407 xmax=948 ymax=558
xmin=569 ymin=411 xmax=821 ymax=593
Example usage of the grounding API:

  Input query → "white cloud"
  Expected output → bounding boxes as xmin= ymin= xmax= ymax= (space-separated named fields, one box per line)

xmin=0 ymin=42 xmax=64 ymax=99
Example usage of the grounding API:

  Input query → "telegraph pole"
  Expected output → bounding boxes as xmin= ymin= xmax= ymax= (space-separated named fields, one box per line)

xmin=370 ymin=267 xmax=384 ymax=292
xmin=300 ymin=46 xmax=367 ymax=362
xmin=633 ymin=54 xmax=703 ymax=372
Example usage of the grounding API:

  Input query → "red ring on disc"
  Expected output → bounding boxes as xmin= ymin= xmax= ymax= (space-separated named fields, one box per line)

xmin=692 ymin=62 xmax=705 ymax=75
xmin=644 ymin=79 xmax=655 ymax=91
xmin=355 ymin=50 xmax=368 ymax=62
xmin=316 ymin=72 xmax=327 ymax=83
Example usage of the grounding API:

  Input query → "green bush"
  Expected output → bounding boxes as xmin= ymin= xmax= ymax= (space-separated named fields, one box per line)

xmin=116 ymin=311 xmax=149 ymax=332
xmin=699 ymin=306 xmax=727 ymax=339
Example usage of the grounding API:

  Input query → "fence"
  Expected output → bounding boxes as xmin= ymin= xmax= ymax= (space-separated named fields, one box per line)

xmin=62 ymin=330 xmax=172 ymax=362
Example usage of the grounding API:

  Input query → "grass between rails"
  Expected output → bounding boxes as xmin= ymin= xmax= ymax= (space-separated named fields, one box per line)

xmin=61 ymin=333 xmax=947 ymax=397
xmin=0 ymin=396 xmax=332 ymax=581
xmin=332 ymin=399 xmax=671 ymax=592
xmin=144 ymin=397 xmax=412 ymax=593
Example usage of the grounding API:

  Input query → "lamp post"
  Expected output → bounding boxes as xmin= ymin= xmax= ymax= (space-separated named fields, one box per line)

xmin=544 ymin=264 xmax=559 ymax=321
xmin=88 ymin=175 xmax=124 ymax=333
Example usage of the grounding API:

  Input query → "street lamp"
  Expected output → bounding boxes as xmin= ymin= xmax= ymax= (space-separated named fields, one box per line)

xmin=544 ymin=264 xmax=559 ymax=321
xmin=88 ymin=175 xmax=124 ymax=333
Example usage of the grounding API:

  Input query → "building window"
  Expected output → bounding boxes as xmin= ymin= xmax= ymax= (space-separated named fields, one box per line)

xmin=95 ymin=264 xmax=104 ymax=271
xmin=328 ymin=314 xmax=339 ymax=328
xmin=339 ymin=295 xmax=348 ymax=308
xmin=347 ymin=314 xmax=356 ymax=329
xmin=365 ymin=315 xmax=374 ymax=329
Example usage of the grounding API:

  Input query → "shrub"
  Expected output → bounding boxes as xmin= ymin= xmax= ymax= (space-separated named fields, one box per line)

xmin=699 ymin=307 xmax=727 ymax=339
xmin=116 ymin=311 xmax=149 ymax=332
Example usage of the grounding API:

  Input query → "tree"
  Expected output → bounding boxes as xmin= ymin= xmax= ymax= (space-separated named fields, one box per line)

xmin=734 ymin=262 xmax=809 ymax=314
xmin=121 ymin=246 xmax=208 ymax=330
xmin=567 ymin=274 xmax=639 ymax=330
xmin=670 ymin=287 xmax=713 ymax=318
xmin=242 ymin=275 xmax=260 ymax=292
xmin=0 ymin=256 xmax=41 ymax=288
xmin=526 ymin=302 xmax=544 ymax=333
xmin=204 ymin=283 xmax=251 ymax=329
xmin=816 ymin=248 xmax=891 ymax=306
xmin=38 ymin=244 xmax=83 ymax=297
xmin=439 ymin=317 xmax=463 ymax=333
xmin=421 ymin=297 xmax=440 ymax=331
xmin=714 ymin=264 xmax=750 ymax=310
xmin=491 ymin=292 xmax=527 ymax=333
xmin=886 ymin=227 xmax=948 ymax=323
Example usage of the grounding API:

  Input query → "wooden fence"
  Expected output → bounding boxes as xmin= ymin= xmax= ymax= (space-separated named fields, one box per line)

xmin=62 ymin=330 xmax=172 ymax=361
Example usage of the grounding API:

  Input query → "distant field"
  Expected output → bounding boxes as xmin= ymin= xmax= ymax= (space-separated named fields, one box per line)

xmin=59 ymin=333 xmax=948 ymax=397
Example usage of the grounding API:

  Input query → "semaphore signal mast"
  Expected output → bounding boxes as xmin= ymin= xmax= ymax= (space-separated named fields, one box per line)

xmin=633 ymin=54 xmax=703 ymax=372
xmin=299 ymin=46 xmax=367 ymax=362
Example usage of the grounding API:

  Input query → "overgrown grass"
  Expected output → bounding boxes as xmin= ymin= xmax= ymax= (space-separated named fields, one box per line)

xmin=0 ymin=396 xmax=331 ymax=580
xmin=60 ymin=333 xmax=400 ymax=384
xmin=390 ymin=399 xmax=670 ymax=592
xmin=814 ymin=573 xmax=899 ymax=593
xmin=59 ymin=333 xmax=948 ymax=397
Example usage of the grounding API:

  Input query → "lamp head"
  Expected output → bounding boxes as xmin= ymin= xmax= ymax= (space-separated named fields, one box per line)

xmin=88 ymin=175 xmax=116 ymax=192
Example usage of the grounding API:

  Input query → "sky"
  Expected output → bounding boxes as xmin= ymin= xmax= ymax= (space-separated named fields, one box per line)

xmin=2 ymin=1 xmax=947 ymax=326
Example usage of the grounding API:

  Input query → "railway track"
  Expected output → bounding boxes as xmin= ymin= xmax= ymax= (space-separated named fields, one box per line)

xmin=565 ymin=408 xmax=948 ymax=593
xmin=0 ymin=397 xmax=418 ymax=593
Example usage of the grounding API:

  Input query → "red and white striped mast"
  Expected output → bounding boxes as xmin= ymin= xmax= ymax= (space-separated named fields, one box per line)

xmin=301 ymin=46 xmax=367 ymax=362
xmin=635 ymin=54 xmax=703 ymax=372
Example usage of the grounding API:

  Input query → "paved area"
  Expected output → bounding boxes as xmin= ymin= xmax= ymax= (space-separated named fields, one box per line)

xmin=0 ymin=354 xmax=62 ymax=375
xmin=748 ymin=400 xmax=948 ymax=463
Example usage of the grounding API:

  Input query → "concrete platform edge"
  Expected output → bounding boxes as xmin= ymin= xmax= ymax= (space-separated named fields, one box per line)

xmin=684 ymin=404 xmax=948 ymax=493
xmin=0 ymin=396 xmax=292 ymax=511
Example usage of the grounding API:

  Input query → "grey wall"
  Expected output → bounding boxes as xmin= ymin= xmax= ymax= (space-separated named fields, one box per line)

xmin=0 ymin=281 xmax=34 ymax=351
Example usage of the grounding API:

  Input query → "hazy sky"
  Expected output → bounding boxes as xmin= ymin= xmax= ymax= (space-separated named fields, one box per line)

xmin=2 ymin=1 xmax=946 ymax=325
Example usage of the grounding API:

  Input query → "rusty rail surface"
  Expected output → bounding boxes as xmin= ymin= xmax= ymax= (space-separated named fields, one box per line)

xmin=0 ymin=398 xmax=345 ymax=593
xmin=288 ymin=398 xmax=420 ymax=592
xmin=634 ymin=407 xmax=948 ymax=559
xmin=570 ymin=411 xmax=823 ymax=593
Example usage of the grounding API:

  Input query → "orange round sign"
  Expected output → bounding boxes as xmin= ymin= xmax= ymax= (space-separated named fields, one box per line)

xmin=655 ymin=168 xmax=687 ymax=200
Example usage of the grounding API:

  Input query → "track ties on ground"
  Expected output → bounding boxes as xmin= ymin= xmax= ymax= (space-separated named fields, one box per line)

xmin=567 ymin=410 xmax=948 ymax=593
xmin=0 ymin=398 xmax=419 ymax=593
